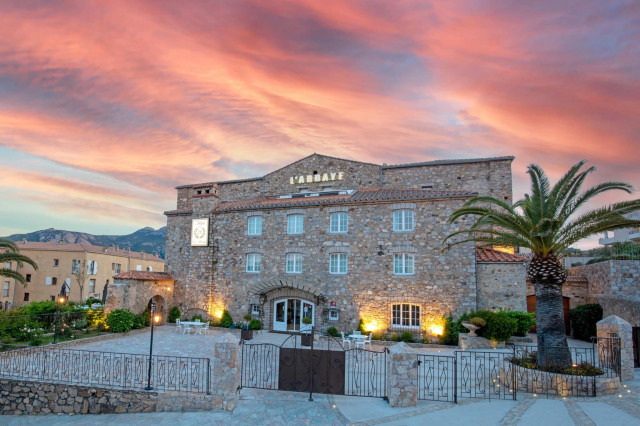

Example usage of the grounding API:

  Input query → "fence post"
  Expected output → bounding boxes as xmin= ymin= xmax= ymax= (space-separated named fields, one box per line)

xmin=387 ymin=342 xmax=418 ymax=407
xmin=597 ymin=315 xmax=634 ymax=380
xmin=212 ymin=333 xmax=241 ymax=410
xmin=206 ymin=358 xmax=211 ymax=395
xmin=512 ymin=344 xmax=516 ymax=400
xmin=453 ymin=356 xmax=457 ymax=404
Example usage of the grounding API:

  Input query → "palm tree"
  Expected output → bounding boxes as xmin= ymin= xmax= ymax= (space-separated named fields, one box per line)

xmin=0 ymin=239 xmax=38 ymax=286
xmin=443 ymin=161 xmax=640 ymax=367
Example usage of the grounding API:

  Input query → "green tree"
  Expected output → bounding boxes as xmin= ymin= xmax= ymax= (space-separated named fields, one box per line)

xmin=444 ymin=161 xmax=640 ymax=367
xmin=0 ymin=239 xmax=38 ymax=286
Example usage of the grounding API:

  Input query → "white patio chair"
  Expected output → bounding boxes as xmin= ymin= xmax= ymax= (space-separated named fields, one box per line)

xmin=182 ymin=322 xmax=192 ymax=335
xmin=199 ymin=321 xmax=210 ymax=335
xmin=175 ymin=319 xmax=182 ymax=334
xmin=341 ymin=332 xmax=351 ymax=349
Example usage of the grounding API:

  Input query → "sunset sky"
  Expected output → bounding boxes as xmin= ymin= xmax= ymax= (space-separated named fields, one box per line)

xmin=1 ymin=1 xmax=638 ymax=248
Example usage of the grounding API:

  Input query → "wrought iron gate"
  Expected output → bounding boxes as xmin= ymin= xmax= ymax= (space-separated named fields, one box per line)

xmin=240 ymin=333 xmax=387 ymax=399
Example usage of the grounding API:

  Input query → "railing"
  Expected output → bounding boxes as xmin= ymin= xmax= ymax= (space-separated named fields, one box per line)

xmin=0 ymin=346 xmax=211 ymax=394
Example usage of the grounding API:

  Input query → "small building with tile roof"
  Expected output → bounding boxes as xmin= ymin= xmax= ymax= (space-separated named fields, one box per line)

xmin=162 ymin=153 xmax=519 ymax=335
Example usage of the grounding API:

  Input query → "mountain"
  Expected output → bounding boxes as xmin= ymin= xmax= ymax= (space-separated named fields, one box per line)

xmin=2 ymin=227 xmax=167 ymax=259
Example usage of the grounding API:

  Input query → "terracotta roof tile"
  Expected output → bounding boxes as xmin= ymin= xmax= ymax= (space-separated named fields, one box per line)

xmin=213 ymin=188 xmax=475 ymax=212
xmin=13 ymin=241 xmax=164 ymax=262
xmin=476 ymin=248 xmax=528 ymax=262
xmin=114 ymin=271 xmax=174 ymax=280
xmin=566 ymin=276 xmax=588 ymax=283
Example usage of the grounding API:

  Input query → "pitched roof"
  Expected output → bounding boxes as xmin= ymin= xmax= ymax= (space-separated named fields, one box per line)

xmin=476 ymin=248 xmax=528 ymax=262
xmin=114 ymin=271 xmax=174 ymax=280
xmin=213 ymin=188 xmax=476 ymax=213
xmin=566 ymin=275 xmax=588 ymax=284
xmin=383 ymin=156 xmax=515 ymax=169
xmin=13 ymin=241 xmax=163 ymax=262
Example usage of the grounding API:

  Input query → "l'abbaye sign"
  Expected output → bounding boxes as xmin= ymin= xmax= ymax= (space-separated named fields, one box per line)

xmin=290 ymin=172 xmax=344 ymax=185
xmin=190 ymin=218 xmax=209 ymax=246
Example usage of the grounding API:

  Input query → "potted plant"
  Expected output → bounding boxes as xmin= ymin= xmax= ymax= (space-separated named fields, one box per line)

xmin=241 ymin=314 xmax=254 ymax=340
xmin=301 ymin=317 xmax=313 ymax=346
xmin=461 ymin=317 xmax=486 ymax=337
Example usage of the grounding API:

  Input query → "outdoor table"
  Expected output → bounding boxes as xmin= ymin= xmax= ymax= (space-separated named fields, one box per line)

xmin=180 ymin=321 xmax=206 ymax=334
xmin=348 ymin=334 xmax=368 ymax=341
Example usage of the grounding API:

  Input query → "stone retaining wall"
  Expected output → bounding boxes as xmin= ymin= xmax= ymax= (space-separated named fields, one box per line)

xmin=503 ymin=365 xmax=620 ymax=397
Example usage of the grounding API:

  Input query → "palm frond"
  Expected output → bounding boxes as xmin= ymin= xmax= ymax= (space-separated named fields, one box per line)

xmin=0 ymin=252 xmax=38 ymax=270
xmin=0 ymin=239 xmax=19 ymax=252
xmin=0 ymin=268 xmax=27 ymax=286
xmin=562 ymin=181 xmax=634 ymax=218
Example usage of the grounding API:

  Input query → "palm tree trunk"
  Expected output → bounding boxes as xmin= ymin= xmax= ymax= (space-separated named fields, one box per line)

xmin=533 ymin=280 xmax=572 ymax=367
xmin=527 ymin=254 xmax=572 ymax=368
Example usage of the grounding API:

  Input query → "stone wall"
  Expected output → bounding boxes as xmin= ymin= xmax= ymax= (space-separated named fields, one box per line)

xmin=105 ymin=279 xmax=174 ymax=320
xmin=476 ymin=262 xmax=527 ymax=311
xmin=589 ymin=295 xmax=640 ymax=327
xmin=381 ymin=158 xmax=513 ymax=202
xmin=211 ymin=197 xmax=477 ymax=332
xmin=569 ymin=260 xmax=640 ymax=299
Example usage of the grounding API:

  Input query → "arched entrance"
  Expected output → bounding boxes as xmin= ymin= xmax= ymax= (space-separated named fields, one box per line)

xmin=147 ymin=295 xmax=166 ymax=323
xmin=273 ymin=298 xmax=314 ymax=331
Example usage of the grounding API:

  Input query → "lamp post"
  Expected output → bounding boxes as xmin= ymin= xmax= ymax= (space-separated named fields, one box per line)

xmin=53 ymin=295 xmax=66 ymax=344
xmin=145 ymin=300 xmax=160 ymax=391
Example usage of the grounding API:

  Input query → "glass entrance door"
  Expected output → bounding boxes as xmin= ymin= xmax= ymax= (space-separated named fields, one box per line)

xmin=273 ymin=298 xmax=314 ymax=331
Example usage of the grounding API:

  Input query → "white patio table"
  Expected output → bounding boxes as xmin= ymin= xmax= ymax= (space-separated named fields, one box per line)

xmin=180 ymin=321 xmax=207 ymax=335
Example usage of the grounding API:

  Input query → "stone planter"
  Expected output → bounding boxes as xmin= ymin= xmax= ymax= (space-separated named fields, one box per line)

xmin=461 ymin=322 xmax=480 ymax=337
xmin=241 ymin=329 xmax=253 ymax=341
xmin=458 ymin=333 xmax=505 ymax=349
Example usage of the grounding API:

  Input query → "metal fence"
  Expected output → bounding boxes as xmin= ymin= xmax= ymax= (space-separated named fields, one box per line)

xmin=0 ymin=346 xmax=211 ymax=394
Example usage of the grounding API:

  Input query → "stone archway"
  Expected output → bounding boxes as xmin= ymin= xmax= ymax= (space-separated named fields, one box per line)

xmin=105 ymin=272 xmax=174 ymax=318
xmin=147 ymin=295 xmax=167 ymax=324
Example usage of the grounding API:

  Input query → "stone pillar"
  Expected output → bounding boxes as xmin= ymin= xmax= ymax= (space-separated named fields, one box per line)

xmin=597 ymin=315 xmax=634 ymax=380
xmin=212 ymin=333 xmax=241 ymax=410
xmin=387 ymin=342 xmax=418 ymax=407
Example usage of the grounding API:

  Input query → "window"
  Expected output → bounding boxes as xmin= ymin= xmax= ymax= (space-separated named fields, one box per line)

xmin=50 ymin=296 xmax=55 ymax=301
xmin=89 ymin=279 xmax=96 ymax=293
xmin=52 ymin=277 xmax=57 ymax=285
xmin=146 ymin=266 xmax=153 ymax=272
xmin=5 ymin=262 xmax=10 ymax=270
xmin=53 ymin=259 xmax=59 ymax=267
xmin=45 ymin=277 xmax=52 ymax=286
xmin=3 ymin=282 xmax=8 ymax=297
xmin=251 ymin=304 xmax=261 ymax=315
xmin=392 ymin=303 xmax=421 ymax=328
xmin=329 ymin=253 xmax=347 ymax=274
xmin=87 ymin=260 xmax=98 ymax=275
xmin=394 ymin=253 xmax=414 ymax=275
xmin=26 ymin=274 xmax=31 ymax=283
xmin=115 ymin=263 xmax=121 ymax=274
xmin=136 ymin=265 xmax=142 ymax=271
xmin=112 ymin=263 xmax=115 ymax=270
xmin=72 ymin=260 xmax=81 ymax=274
xmin=248 ymin=216 xmax=263 ymax=236
xmin=330 ymin=212 xmax=348 ymax=233
xmin=328 ymin=310 xmax=339 ymax=321
xmin=287 ymin=214 xmax=303 ymax=235
xmin=286 ymin=253 xmax=302 ymax=274
xmin=393 ymin=209 xmax=414 ymax=232
xmin=246 ymin=253 xmax=262 ymax=273
xmin=23 ymin=293 xmax=29 ymax=302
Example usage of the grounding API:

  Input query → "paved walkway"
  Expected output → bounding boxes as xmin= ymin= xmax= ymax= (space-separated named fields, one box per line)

xmin=3 ymin=370 xmax=639 ymax=425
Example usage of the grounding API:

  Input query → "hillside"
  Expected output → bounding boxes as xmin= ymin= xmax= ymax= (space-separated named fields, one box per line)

xmin=3 ymin=227 xmax=167 ymax=259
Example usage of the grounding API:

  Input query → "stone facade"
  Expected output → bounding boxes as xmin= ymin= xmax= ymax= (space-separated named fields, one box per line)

xmin=165 ymin=154 xmax=516 ymax=334
xmin=597 ymin=315 xmax=634 ymax=380
xmin=476 ymin=262 xmax=527 ymax=311
xmin=105 ymin=273 xmax=175 ymax=321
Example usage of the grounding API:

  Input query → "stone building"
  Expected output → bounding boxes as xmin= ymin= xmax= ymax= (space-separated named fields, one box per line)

xmin=1 ymin=241 xmax=164 ymax=309
xmin=161 ymin=153 xmax=524 ymax=336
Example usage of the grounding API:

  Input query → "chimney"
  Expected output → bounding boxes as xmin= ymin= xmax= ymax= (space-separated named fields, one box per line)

xmin=116 ymin=245 xmax=119 ymax=251
xmin=141 ymin=250 xmax=145 ymax=259
xmin=22 ymin=239 xmax=27 ymax=244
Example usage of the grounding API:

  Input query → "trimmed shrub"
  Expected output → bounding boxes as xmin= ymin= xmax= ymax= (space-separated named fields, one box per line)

xmin=439 ymin=315 xmax=463 ymax=345
xmin=220 ymin=310 xmax=233 ymax=328
xmin=84 ymin=297 xmax=103 ymax=305
xmin=86 ymin=308 xmax=105 ymax=328
xmin=466 ymin=310 xmax=517 ymax=342
xmin=504 ymin=311 xmax=535 ymax=337
xmin=249 ymin=319 xmax=262 ymax=330
xmin=326 ymin=326 xmax=339 ymax=337
xmin=191 ymin=314 xmax=203 ymax=322
xmin=470 ymin=317 xmax=486 ymax=327
xmin=105 ymin=309 xmax=135 ymax=333
xmin=400 ymin=331 xmax=414 ymax=342
xmin=132 ymin=314 xmax=146 ymax=330
xmin=570 ymin=304 xmax=603 ymax=341
xmin=168 ymin=306 xmax=181 ymax=323
xmin=391 ymin=333 xmax=402 ymax=342
xmin=141 ymin=307 xmax=151 ymax=327
xmin=357 ymin=318 xmax=365 ymax=333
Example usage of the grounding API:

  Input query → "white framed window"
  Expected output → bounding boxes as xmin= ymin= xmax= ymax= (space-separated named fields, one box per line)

xmin=246 ymin=253 xmax=262 ymax=273
xmin=392 ymin=303 xmax=421 ymax=328
xmin=251 ymin=304 xmax=261 ymax=315
xmin=5 ymin=262 xmax=10 ymax=270
xmin=136 ymin=265 xmax=142 ymax=271
xmin=53 ymin=259 xmax=59 ymax=267
xmin=393 ymin=209 xmax=414 ymax=232
xmin=286 ymin=253 xmax=303 ymax=274
xmin=328 ymin=310 xmax=339 ymax=321
xmin=3 ymin=281 xmax=9 ymax=297
xmin=287 ymin=214 xmax=304 ymax=235
xmin=115 ymin=263 xmax=121 ymax=274
xmin=329 ymin=212 xmax=348 ymax=233
xmin=72 ymin=259 xmax=81 ymax=274
xmin=45 ymin=277 xmax=52 ymax=286
xmin=89 ymin=279 xmax=96 ymax=293
xmin=248 ymin=216 xmax=263 ymax=236
xmin=393 ymin=253 xmax=414 ymax=275
xmin=87 ymin=260 xmax=98 ymax=275
xmin=329 ymin=253 xmax=347 ymax=274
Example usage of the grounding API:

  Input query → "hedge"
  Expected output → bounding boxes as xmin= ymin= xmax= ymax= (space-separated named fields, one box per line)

xmin=105 ymin=309 xmax=135 ymax=333
xmin=569 ymin=304 xmax=602 ymax=341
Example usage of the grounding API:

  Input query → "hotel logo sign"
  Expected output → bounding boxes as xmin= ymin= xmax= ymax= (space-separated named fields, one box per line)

xmin=290 ymin=172 xmax=344 ymax=185
xmin=190 ymin=218 xmax=209 ymax=246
